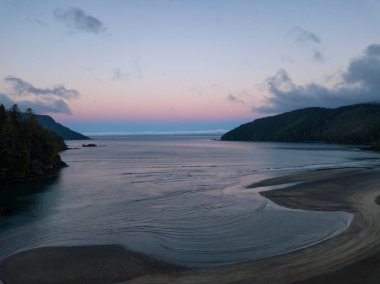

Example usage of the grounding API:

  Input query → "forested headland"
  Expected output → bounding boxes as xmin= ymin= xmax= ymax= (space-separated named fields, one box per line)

xmin=0 ymin=104 xmax=67 ymax=184
xmin=221 ymin=103 xmax=380 ymax=145
xmin=35 ymin=114 xmax=89 ymax=140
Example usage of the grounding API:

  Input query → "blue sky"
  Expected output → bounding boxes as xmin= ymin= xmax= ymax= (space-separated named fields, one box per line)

xmin=0 ymin=0 xmax=380 ymax=133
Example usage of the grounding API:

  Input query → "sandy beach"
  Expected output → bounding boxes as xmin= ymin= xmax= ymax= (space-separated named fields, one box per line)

xmin=1 ymin=167 xmax=380 ymax=284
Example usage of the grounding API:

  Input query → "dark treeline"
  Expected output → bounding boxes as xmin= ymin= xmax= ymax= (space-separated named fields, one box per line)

xmin=0 ymin=104 xmax=67 ymax=183
xmin=221 ymin=103 xmax=380 ymax=144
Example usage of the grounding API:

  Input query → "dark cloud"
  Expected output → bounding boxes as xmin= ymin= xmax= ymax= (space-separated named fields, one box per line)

xmin=365 ymin=44 xmax=380 ymax=57
xmin=342 ymin=44 xmax=380 ymax=91
xmin=55 ymin=7 xmax=106 ymax=34
xmin=227 ymin=94 xmax=245 ymax=104
xmin=254 ymin=44 xmax=380 ymax=113
xmin=291 ymin=27 xmax=321 ymax=44
xmin=5 ymin=76 xmax=79 ymax=99
xmin=0 ymin=76 xmax=80 ymax=114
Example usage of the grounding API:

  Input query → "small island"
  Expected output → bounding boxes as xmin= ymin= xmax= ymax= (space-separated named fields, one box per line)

xmin=0 ymin=104 xmax=67 ymax=184
xmin=82 ymin=143 xmax=97 ymax=147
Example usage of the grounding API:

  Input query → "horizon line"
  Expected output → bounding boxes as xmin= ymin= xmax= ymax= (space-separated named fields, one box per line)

xmin=84 ymin=129 xmax=228 ymax=136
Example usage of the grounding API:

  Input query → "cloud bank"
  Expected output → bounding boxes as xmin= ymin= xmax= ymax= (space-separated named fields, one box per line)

xmin=0 ymin=93 xmax=71 ymax=114
xmin=254 ymin=44 xmax=380 ymax=113
xmin=0 ymin=76 xmax=80 ymax=114
xmin=55 ymin=7 xmax=106 ymax=34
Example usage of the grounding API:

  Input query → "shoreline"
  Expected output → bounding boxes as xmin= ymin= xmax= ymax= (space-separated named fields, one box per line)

xmin=0 ymin=161 xmax=67 ymax=188
xmin=1 ymin=167 xmax=380 ymax=283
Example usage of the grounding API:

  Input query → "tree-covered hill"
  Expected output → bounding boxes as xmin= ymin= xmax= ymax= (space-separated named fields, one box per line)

xmin=221 ymin=104 xmax=380 ymax=144
xmin=0 ymin=104 xmax=67 ymax=183
xmin=34 ymin=114 xmax=89 ymax=140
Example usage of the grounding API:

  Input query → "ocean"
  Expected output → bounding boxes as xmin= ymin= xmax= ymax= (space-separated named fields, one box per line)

xmin=1 ymin=134 xmax=379 ymax=267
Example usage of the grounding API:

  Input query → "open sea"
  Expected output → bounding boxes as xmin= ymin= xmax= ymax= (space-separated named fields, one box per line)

xmin=1 ymin=134 xmax=380 ymax=267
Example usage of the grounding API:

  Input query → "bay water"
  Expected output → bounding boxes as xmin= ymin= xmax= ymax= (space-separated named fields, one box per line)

xmin=1 ymin=134 xmax=379 ymax=267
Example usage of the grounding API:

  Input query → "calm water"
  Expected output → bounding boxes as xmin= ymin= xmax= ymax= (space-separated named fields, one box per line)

xmin=1 ymin=135 xmax=379 ymax=267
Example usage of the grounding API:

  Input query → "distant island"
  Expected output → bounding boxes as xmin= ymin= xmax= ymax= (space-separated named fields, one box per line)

xmin=82 ymin=143 xmax=97 ymax=147
xmin=0 ymin=105 xmax=67 ymax=184
xmin=221 ymin=103 xmax=380 ymax=145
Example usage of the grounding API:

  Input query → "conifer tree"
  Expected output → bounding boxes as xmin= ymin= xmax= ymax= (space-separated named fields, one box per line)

xmin=0 ymin=104 xmax=66 ymax=183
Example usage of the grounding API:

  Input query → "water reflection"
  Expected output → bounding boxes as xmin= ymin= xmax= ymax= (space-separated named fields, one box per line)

xmin=0 ymin=176 xmax=61 ymax=232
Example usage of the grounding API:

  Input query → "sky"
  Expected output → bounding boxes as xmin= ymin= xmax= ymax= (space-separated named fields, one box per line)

xmin=1 ymin=0 xmax=380 ymax=134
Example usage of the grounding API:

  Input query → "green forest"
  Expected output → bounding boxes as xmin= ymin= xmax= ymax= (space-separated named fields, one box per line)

xmin=0 ymin=104 xmax=67 ymax=183
xmin=221 ymin=103 xmax=380 ymax=144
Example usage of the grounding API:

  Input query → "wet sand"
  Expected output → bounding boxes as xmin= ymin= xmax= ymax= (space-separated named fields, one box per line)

xmin=0 ymin=245 xmax=182 ymax=284
xmin=1 ymin=167 xmax=380 ymax=283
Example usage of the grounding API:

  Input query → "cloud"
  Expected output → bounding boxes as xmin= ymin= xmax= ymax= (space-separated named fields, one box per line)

xmin=130 ymin=59 xmax=143 ymax=79
xmin=112 ymin=68 xmax=129 ymax=81
xmin=227 ymin=94 xmax=245 ymax=104
xmin=113 ymin=60 xmax=143 ymax=81
xmin=55 ymin=7 xmax=106 ymax=34
xmin=291 ymin=27 xmax=321 ymax=44
xmin=254 ymin=44 xmax=380 ymax=113
xmin=34 ymin=19 xmax=47 ymax=28
xmin=5 ymin=76 xmax=79 ymax=99
xmin=191 ymin=87 xmax=203 ymax=96
xmin=365 ymin=44 xmax=380 ymax=57
xmin=0 ymin=76 xmax=80 ymax=114
xmin=313 ymin=50 xmax=324 ymax=62
xmin=0 ymin=93 xmax=72 ymax=114
xmin=289 ymin=27 xmax=324 ymax=63
xmin=342 ymin=44 xmax=380 ymax=90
